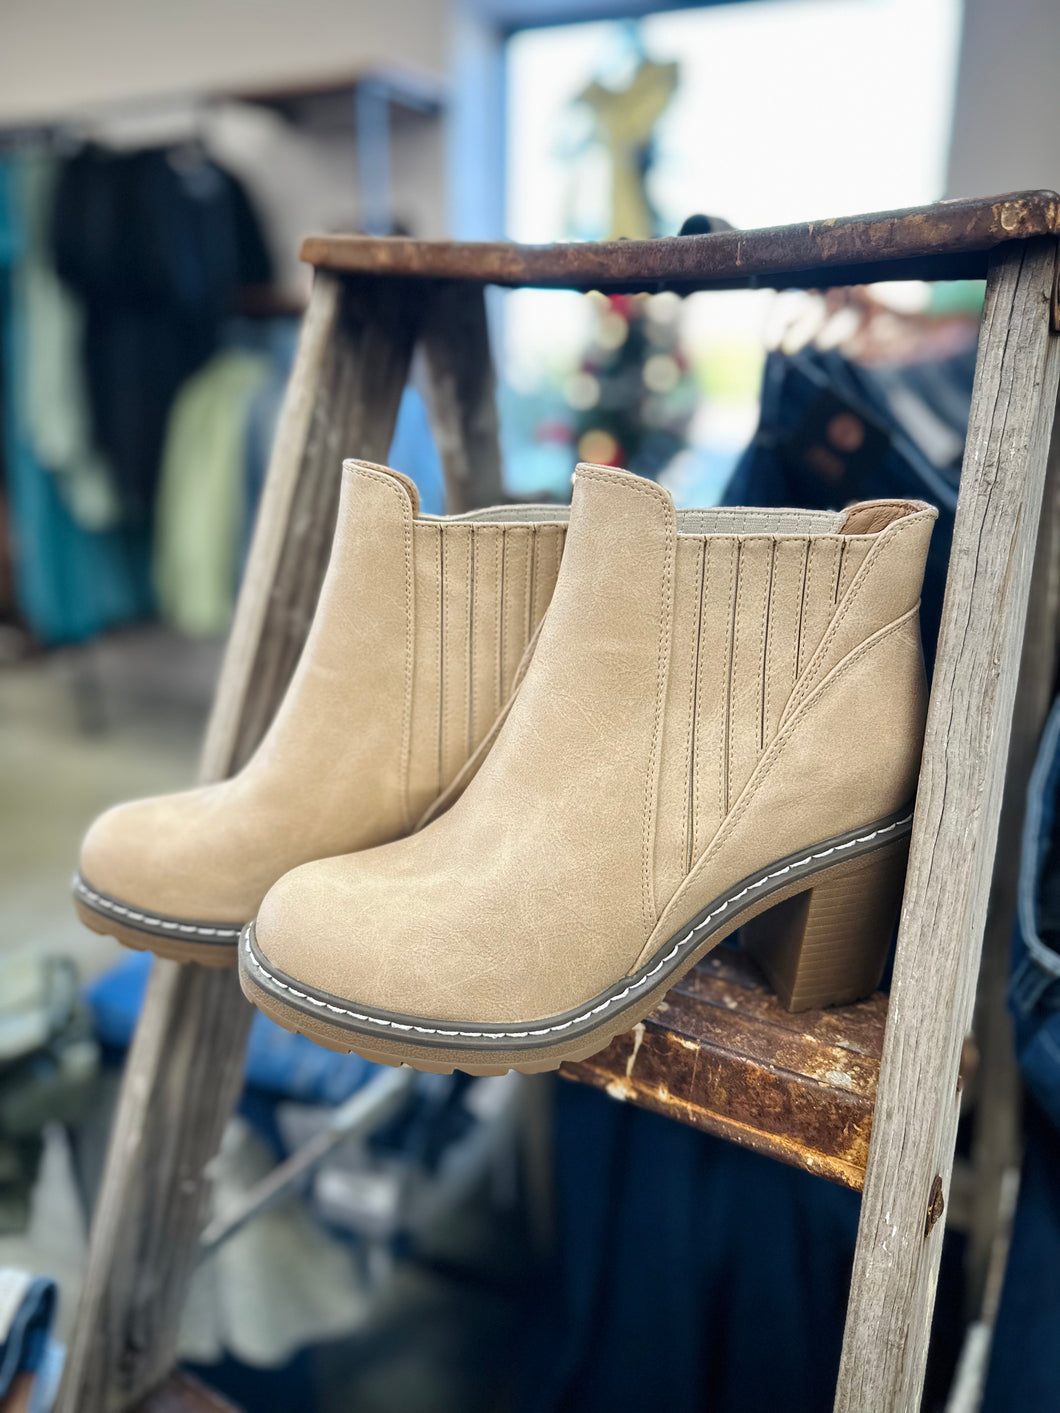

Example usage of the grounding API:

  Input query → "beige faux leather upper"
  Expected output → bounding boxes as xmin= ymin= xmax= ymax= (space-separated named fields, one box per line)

xmin=79 ymin=461 xmax=567 ymax=922
xmin=255 ymin=464 xmax=936 ymax=1024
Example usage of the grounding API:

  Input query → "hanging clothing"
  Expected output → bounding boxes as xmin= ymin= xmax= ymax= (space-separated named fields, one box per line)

xmin=51 ymin=143 xmax=272 ymax=528
xmin=0 ymin=952 xmax=99 ymax=1237
xmin=524 ymin=1060 xmax=966 ymax=1413
xmin=521 ymin=1081 xmax=858 ymax=1413
xmin=983 ymin=698 xmax=1060 ymax=1412
xmin=0 ymin=157 xmax=153 ymax=644
xmin=155 ymin=317 xmax=447 ymax=641
xmin=17 ymin=155 xmax=119 ymax=531
xmin=154 ymin=346 xmax=271 ymax=637
xmin=722 ymin=345 xmax=972 ymax=673
xmin=0 ymin=1269 xmax=57 ymax=1406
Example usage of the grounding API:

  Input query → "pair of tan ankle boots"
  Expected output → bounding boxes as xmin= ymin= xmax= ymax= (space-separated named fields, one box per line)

xmin=74 ymin=459 xmax=935 ymax=1075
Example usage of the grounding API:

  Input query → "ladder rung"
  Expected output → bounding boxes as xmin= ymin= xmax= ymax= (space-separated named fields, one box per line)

xmin=560 ymin=948 xmax=885 ymax=1191
xmin=299 ymin=190 xmax=1059 ymax=292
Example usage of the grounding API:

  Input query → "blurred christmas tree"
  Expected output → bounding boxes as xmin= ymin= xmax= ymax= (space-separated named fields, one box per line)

xmin=566 ymin=290 xmax=696 ymax=478
xmin=559 ymin=33 xmax=695 ymax=479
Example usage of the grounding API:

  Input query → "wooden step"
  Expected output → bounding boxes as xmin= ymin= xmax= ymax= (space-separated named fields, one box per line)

xmin=560 ymin=948 xmax=886 ymax=1191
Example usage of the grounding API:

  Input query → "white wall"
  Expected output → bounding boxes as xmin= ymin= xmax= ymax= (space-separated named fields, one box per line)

xmin=946 ymin=0 xmax=1060 ymax=197
xmin=0 ymin=0 xmax=448 ymax=124
xmin=0 ymin=0 xmax=451 ymax=277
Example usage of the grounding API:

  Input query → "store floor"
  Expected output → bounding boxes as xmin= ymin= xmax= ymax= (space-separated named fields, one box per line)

xmin=0 ymin=627 xmax=529 ymax=1410
xmin=0 ymin=627 xmax=215 ymax=1340
xmin=0 ymin=626 xmax=216 ymax=974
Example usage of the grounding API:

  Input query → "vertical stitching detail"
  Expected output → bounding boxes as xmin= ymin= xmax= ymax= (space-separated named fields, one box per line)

xmin=540 ymin=526 xmax=555 ymax=623
xmin=646 ymin=606 xmax=919 ymax=956
xmin=540 ymin=527 xmax=552 ymax=619
xmin=784 ymin=515 xmax=926 ymax=726
xmin=400 ymin=497 xmax=415 ymax=832
xmin=511 ymin=528 xmax=526 ymax=691
xmin=802 ymin=539 xmax=822 ymax=676
xmin=642 ymin=507 xmax=676 ymax=933
xmin=686 ymin=537 xmax=707 ymax=874
xmin=467 ymin=526 xmax=476 ymax=758
xmin=436 ymin=525 xmax=445 ymax=796
xmin=828 ymin=537 xmax=841 ymax=609
xmin=526 ymin=526 xmax=537 ymax=639
xmin=497 ymin=527 xmax=506 ymax=711
xmin=346 ymin=466 xmax=417 ymax=832
xmin=408 ymin=524 xmax=426 ymax=817
xmin=761 ymin=538 xmax=776 ymax=752
xmin=795 ymin=538 xmax=809 ymax=679
xmin=717 ymin=539 xmax=733 ymax=830
xmin=724 ymin=540 xmax=741 ymax=818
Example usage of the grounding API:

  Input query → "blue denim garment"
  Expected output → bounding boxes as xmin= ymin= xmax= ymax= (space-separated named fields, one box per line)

xmin=0 ymin=1272 xmax=56 ymax=1401
xmin=983 ymin=697 xmax=1060 ymax=1412
xmin=723 ymin=346 xmax=970 ymax=675
xmin=386 ymin=385 xmax=447 ymax=516
xmin=0 ymin=158 xmax=154 ymax=643
xmin=85 ymin=950 xmax=377 ymax=1106
xmin=1007 ymin=698 xmax=1060 ymax=1124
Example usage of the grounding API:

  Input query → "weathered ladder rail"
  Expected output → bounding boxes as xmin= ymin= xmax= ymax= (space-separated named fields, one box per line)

xmin=56 ymin=273 xmax=502 ymax=1413
xmin=836 ymin=237 xmax=1060 ymax=1410
xmin=57 ymin=193 xmax=1060 ymax=1413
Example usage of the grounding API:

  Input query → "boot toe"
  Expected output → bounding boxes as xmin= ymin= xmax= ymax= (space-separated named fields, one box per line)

xmin=253 ymin=856 xmax=401 ymax=1009
xmin=251 ymin=835 xmax=607 ymax=1028
xmin=252 ymin=850 xmax=494 ymax=1023
xmin=78 ymin=786 xmax=250 ymax=925
xmin=79 ymin=797 xmax=168 ymax=908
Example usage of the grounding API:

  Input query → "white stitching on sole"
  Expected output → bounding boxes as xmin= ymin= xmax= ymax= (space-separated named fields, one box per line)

xmin=73 ymin=876 xmax=241 ymax=942
xmin=244 ymin=815 xmax=911 ymax=1042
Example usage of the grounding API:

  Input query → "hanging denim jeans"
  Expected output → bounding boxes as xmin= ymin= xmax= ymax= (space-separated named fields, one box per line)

xmin=983 ymin=697 xmax=1060 ymax=1412
xmin=723 ymin=346 xmax=971 ymax=674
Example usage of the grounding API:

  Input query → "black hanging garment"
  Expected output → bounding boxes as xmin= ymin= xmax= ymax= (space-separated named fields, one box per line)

xmin=51 ymin=144 xmax=271 ymax=527
xmin=723 ymin=345 xmax=972 ymax=672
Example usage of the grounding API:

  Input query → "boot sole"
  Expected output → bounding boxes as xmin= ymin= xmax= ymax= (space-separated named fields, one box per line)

xmin=72 ymin=875 xmax=241 ymax=968
xmin=237 ymin=808 xmax=913 ymax=1075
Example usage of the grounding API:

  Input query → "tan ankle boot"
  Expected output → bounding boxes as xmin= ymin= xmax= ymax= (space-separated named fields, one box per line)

xmin=74 ymin=461 xmax=567 ymax=965
xmin=241 ymin=465 xmax=935 ymax=1071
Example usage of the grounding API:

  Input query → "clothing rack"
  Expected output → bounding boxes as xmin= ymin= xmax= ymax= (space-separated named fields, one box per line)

xmin=0 ymin=64 xmax=445 ymax=235
xmin=57 ymin=191 xmax=1060 ymax=1413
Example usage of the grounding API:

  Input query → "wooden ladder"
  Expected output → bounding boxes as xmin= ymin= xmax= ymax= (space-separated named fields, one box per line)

xmin=57 ymin=192 xmax=1060 ymax=1413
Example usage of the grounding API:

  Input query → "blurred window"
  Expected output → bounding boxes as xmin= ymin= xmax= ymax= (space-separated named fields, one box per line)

xmin=500 ymin=0 xmax=963 ymax=504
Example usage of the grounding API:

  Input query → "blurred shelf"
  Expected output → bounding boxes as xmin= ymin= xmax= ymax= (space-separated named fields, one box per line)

xmin=232 ymin=65 xmax=446 ymax=125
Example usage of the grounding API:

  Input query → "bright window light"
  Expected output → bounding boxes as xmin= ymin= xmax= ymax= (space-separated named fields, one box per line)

xmin=502 ymin=0 xmax=964 ymax=502
xmin=508 ymin=0 xmax=963 ymax=240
